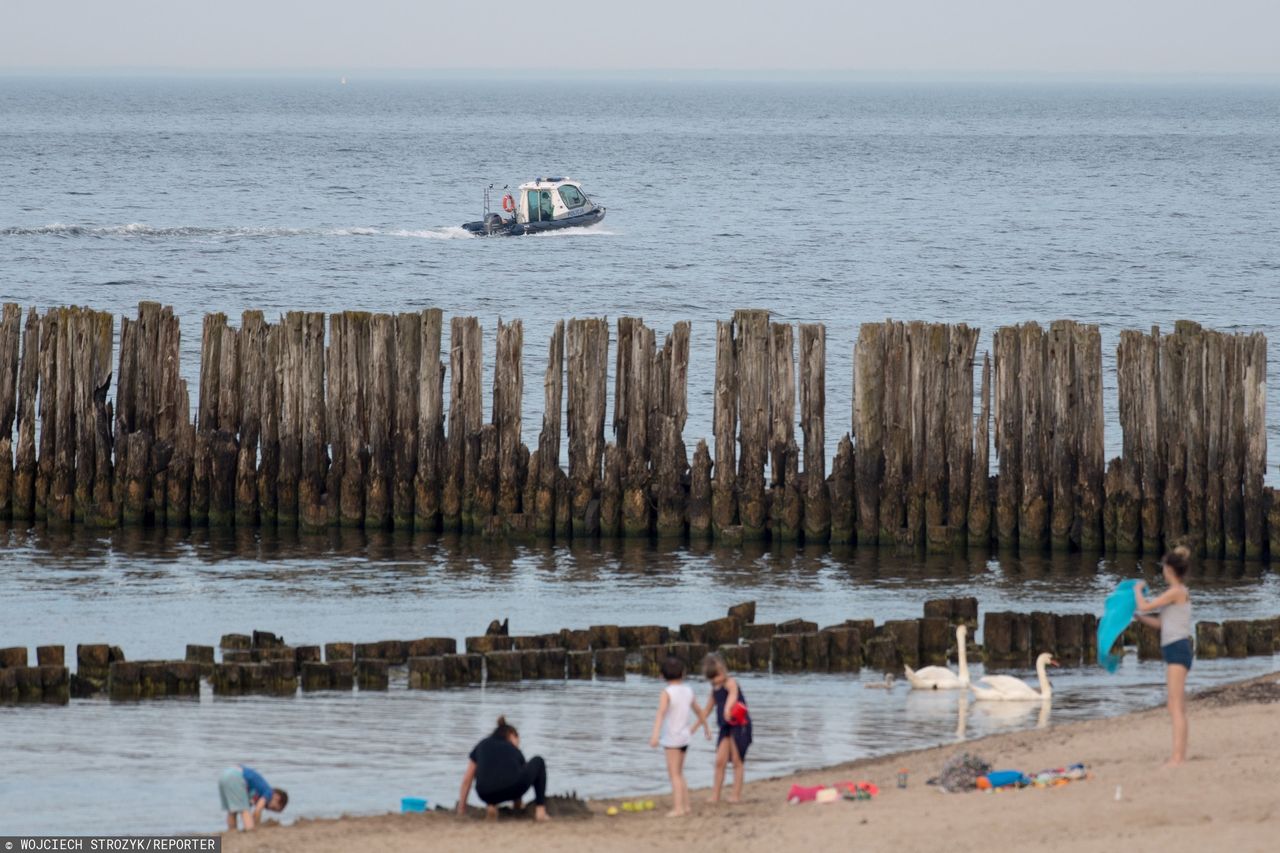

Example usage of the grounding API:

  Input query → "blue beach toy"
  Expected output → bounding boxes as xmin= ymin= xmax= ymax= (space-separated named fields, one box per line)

xmin=401 ymin=797 xmax=429 ymax=813
xmin=1098 ymin=579 xmax=1146 ymax=672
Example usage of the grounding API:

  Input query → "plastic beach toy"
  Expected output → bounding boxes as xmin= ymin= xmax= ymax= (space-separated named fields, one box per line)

xmin=1098 ymin=579 xmax=1146 ymax=673
xmin=401 ymin=797 xmax=428 ymax=813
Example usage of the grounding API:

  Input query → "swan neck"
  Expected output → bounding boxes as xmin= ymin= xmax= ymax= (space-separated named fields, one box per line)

xmin=1036 ymin=657 xmax=1051 ymax=695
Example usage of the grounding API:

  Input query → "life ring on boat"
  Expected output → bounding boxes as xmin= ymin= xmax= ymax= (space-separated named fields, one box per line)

xmin=501 ymin=194 xmax=516 ymax=213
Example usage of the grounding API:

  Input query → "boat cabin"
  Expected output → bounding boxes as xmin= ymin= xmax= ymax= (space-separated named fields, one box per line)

xmin=516 ymin=178 xmax=595 ymax=225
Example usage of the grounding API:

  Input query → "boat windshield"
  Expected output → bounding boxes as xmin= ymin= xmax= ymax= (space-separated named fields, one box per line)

xmin=558 ymin=185 xmax=587 ymax=209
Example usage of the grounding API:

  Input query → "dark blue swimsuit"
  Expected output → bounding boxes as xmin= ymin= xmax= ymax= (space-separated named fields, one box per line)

xmin=714 ymin=684 xmax=752 ymax=761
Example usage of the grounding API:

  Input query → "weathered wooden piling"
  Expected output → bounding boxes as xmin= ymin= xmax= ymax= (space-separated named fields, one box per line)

xmin=0 ymin=304 xmax=20 ymax=520
xmin=567 ymin=318 xmax=607 ymax=537
xmin=0 ymin=302 xmax=1274 ymax=562
xmin=711 ymin=320 xmax=738 ymax=538
xmin=800 ymin=323 xmax=830 ymax=543
xmin=526 ymin=321 xmax=563 ymax=538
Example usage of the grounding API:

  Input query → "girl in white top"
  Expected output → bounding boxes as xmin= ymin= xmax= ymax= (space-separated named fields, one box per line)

xmin=648 ymin=655 xmax=705 ymax=817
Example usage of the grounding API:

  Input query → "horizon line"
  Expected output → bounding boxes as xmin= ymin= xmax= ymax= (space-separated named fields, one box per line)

xmin=3 ymin=67 xmax=1280 ymax=81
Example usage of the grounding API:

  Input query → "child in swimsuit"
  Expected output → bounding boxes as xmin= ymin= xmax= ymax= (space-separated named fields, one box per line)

xmin=1134 ymin=545 xmax=1193 ymax=767
xmin=649 ymin=656 xmax=703 ymax=817
xmin=697 ymin=653 xmax=752 ymax=803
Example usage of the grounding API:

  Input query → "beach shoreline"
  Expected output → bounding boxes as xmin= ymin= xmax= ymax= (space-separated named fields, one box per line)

xmin=223 ymin=671 xmax=1280 ymax=853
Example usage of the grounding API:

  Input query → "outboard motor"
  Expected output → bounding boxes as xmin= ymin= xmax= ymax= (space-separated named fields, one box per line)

xmin=483 ymin=213 xmax=505 ymax=235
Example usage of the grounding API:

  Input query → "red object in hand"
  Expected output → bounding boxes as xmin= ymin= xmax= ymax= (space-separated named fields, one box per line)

xmin=727 ymin=701 xmax=749 ymax=726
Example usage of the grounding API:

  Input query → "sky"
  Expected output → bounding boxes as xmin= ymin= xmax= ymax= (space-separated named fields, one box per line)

xmin=3 ymin=0 xmax=1279 ymax=75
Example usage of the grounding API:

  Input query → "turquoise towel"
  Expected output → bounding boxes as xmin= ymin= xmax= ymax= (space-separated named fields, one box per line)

xmin=1098 ymin=579 xmax=1146 ymax=672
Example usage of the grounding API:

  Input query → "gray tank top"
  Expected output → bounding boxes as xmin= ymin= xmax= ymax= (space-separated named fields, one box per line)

xmin=1160 ymin=597 xmax=1192 ymax=646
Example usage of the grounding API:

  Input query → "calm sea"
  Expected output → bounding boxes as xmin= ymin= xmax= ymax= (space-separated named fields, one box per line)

xmin=1 ymin=74 xmax=1279 ymax=834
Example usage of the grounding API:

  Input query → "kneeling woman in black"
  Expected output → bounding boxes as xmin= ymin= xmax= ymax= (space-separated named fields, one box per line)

xmin=457 ymin=716 xmax=550 ymax=821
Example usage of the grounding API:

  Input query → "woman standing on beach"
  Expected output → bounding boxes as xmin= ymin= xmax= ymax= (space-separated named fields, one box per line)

xmin=699 ymin=653 xmax=752 ymax=803
xmin=457 ymin=716 xmax=550 ymax=821
xmin=1134 ymin=546 xmax=1193 ymax=767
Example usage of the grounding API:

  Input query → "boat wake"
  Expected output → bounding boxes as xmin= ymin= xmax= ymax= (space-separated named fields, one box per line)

xmin=528 ymin=224 xmax=616 ymax=238
xmin=0 ymin=223 xmax=477 ymax=240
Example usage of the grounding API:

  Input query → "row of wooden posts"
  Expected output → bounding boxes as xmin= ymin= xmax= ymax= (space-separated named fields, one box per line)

xmin=6 ymin=597 xmax=1278 ymax=704
xmin=0 ymin=303 xmax=1269 ymax=558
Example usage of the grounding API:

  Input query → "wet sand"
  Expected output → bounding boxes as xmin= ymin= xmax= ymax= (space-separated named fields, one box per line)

xmin=224 ymin=674 xmax=1280 ymax=853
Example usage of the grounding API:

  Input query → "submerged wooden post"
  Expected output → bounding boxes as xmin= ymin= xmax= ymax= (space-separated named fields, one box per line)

xmin=0 ymin=304 xmax=22 ymax=520
xmin=1134 ymin=328 xmax=1163 ymax=555
xmin=1180 ymin=324 xmax=1206 ymax=552
xmin=945 ymin=325 xmax=979 ymax=549
xmin=800 ymin=323 xmax=829 ymax=543
xmin=49 ymin=308 xmax=76 ymax=525
xmin=711 ymin=320 xmax=738 ymax=537
xmin=654 ymin=322 xmax=689 ymax=539
xmin=1222 ymin=337 xmax=1244 ymax=559
xmin=879 ymin=321 xmax=909 ymax=544
xmin=567 ymin=317 xmax=607 ymax=537
xmin=531 ymin=321 xmax=564 ymax=538
xmin=1241 ymin=332 xmax=1266 ymax=560
xmin=854 ymin=322 xmax=885 ymax=545
xmin=235 ymin=311 xmax=266 ymax=528
xmin=34 ymin=310 xmax=57 ymax=522
xmin=622 ymin=321 xmax=654 ymax=537
xmin=768 ymin=322 xmax=795 ymax=539
xmin=1046 ymin=321 xmax=1075 ymax=551
xmin=1075 ymin=325 xmax=1104 ymax=551
xmin=1017 ymin=322 xmax=1047 ymax=551
xmin=274 ymin=312 xmax=303 ymax=529
xmin=828 ymin=434 xmax=855 ymax=544
xmin=87 ymin=309 xmax=114 ymax=527
xmin=734 ymin=309 xmax=770 ymax=540
xmin=922 ymin=323 xmax=949 ymax=552
xmin=12 ymin=308 xmax=39 ymax=521
xmin=967 ymin=352 xmax=992 ymax=546
xmin=494 ymin=319 xmax=523 ymax=523
xmin=392 ymin=312 xmax=422 ymax=529
xmin=905 ymin=321 xmax=928 ymax=548
xmin=992 ymin=326 xmax=1021 ymax=549
xmin=365 ymin=313 xmax=395 ymax=531
xmin=255 ymin=323 xmax=280 ymax=528
xmin=1158 ymin=327 xmax=1187 ymax=548
xmin=414 ymin=309 xmax=445 ymax=531
xmin=1203 ymin=331 xmax=1224 ymax=556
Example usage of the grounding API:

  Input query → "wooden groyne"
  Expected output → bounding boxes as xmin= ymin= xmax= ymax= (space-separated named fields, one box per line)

xmin=5 ymin=599 xmax=1278 ymax=704
xmin=0 ymin=303 xmax=1270 ymax=560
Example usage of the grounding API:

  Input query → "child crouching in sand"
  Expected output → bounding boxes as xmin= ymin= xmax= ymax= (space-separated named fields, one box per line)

xmin=648 ymin=656 xmax=704 ymax=817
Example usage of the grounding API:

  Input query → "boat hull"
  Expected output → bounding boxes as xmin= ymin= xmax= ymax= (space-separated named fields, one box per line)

xmin=462 ymin=207 xmax=605 ymax=237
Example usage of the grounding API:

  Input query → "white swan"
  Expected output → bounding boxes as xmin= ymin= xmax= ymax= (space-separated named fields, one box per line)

xmin=970 ymin=652 xmax=1058 ymax=701
xmin=904 ymin=624 xmax=970 ymax=690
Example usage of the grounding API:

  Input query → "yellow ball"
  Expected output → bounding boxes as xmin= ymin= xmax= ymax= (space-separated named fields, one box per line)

xmin=644 ymin=800 xmax=655 ymax=810
xmin=606 ymin=806 xmax=619 ymax=816
xmin=622 ymin=802 xmax=634 ymax=811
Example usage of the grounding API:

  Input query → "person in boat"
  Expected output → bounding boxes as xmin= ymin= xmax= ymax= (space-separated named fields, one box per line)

xmin=457 ymin=716 xmax=550 ymax=821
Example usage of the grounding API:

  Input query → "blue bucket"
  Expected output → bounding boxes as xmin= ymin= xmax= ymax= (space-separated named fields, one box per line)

xmin=401 ymin=797 xmax=429 ymax=813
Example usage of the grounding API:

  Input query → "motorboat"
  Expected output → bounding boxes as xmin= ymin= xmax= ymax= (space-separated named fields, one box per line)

xmin=462 ymin=178 xmax=606 ymax=236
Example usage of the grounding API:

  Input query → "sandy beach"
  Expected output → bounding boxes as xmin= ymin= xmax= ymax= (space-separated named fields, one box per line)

xmin=223 ymin=673 xmax=1280 ymax=853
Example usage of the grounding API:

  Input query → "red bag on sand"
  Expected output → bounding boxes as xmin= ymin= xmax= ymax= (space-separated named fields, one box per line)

xmin=786 ymin=781 xmax=878 ymax=804
xmin=787 ymin=784 xmax=824 ymax=803
xmin=727 ymin=701 xmax=749 ymax=726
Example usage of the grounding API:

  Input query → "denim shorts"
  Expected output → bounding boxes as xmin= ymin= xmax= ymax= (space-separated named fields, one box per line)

xmin=1161 ymin=638 xmax=1193 ymax=670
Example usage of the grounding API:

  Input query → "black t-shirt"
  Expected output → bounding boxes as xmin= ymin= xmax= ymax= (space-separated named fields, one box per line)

xmin=469 ymin=735 xmax=526 ymax=794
